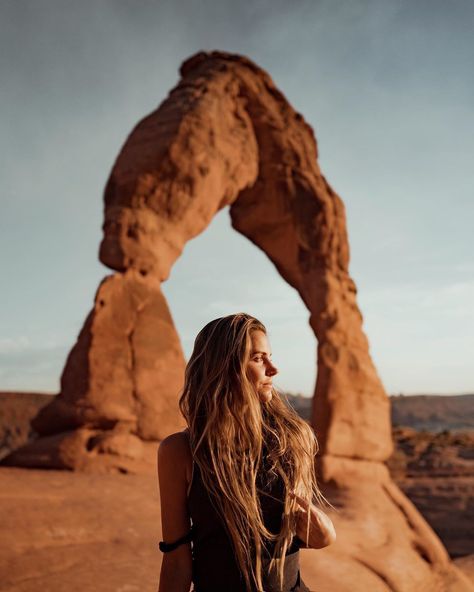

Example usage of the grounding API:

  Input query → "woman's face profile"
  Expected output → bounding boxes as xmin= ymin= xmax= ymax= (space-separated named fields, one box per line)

xmin=246 ymin=330 xmax=278 ymax=403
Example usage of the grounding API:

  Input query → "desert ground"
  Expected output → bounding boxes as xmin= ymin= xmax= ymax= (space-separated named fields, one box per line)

xmin=1 ymin=392 xmax=473 ymax=592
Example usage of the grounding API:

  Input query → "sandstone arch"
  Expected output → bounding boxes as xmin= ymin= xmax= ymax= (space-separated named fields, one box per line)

xmin=4 ymin=52 xmax=471 ymax=591
xmin=98 ymin=50 xmax=392 ymax=461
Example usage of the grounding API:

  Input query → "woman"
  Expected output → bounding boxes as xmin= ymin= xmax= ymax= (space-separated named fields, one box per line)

xmin=157 ymin=313 xmax=336 ymax=592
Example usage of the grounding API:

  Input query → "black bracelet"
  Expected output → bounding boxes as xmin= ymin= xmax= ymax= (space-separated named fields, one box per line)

xmin=159 ymin=527 xmax=193 ymax=553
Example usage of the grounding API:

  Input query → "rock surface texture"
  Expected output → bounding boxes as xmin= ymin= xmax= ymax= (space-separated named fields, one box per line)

xmin=2 ymin=52 xmax=471 ymax=590
xmin=98 ymin=51 xmax=392 ymax=462
xmin=4 ymin=272 xmax=186 ymax=472
xmin=5 ymin=50 xmax=391 ymax=471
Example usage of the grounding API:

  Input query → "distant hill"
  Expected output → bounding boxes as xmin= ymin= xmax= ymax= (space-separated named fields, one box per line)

xmin=284 ymin=392 xmax=474 ymax=432
xmin=2 ymin=390 xmax=472 ymax=456
xmin=390 ymin=393 xmax=474 ymax=432
xmin=1 ymin=391 xmax=473 ymax=461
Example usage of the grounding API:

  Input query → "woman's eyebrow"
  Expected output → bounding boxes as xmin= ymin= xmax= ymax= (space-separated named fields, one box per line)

xmin=251 ymin=350 xmax=272 ymax=356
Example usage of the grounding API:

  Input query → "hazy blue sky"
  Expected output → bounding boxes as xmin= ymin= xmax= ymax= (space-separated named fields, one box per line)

xmin=1 ymin=0 xmax=473 ymax=396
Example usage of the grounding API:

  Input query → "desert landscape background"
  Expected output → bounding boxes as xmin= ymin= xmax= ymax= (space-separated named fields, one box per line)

xmin=1 ymin=2 xmax=473 ymax=592
xmin=1 ymin=390 xmax=473 ymax=561
xmin=1 ymin=390 xmax=473 ymax=591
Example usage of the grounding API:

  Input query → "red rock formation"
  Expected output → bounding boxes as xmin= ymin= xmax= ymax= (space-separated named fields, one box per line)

xmin=34 ymin=271 xmax=185 ymax=441
xmin=99 ymin=50 xmax=391 ymax=461
xmin=3 ymin=51 xmax=470 ymax=590
xmin=5 ymin=271 xmax=186 ymax=471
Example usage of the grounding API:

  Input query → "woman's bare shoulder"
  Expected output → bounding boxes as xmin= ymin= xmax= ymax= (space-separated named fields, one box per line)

xmin=158 ymin=429 xmax=193 ymax=489
xmin=158 ymin=429 xmax=192 ymax=460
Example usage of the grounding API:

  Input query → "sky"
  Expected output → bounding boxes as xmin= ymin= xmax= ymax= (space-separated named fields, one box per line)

xmin=1 ymin=0 xmax=473 ymax=396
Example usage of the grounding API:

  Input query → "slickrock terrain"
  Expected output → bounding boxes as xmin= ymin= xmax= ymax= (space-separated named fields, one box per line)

xmin=0 ymin=467 xmax=160 ymax=592
xmin=1 ymin=464 xmax=473 ymax=592
xmin=1 ymin=52 xmax=472 ymax=591
xmin=2 ymin=392 xmax=473 ymax=562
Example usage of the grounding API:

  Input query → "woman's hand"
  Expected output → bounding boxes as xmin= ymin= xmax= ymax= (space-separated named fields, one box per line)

xmin=289 ymin=492 xmax=336 ymax=549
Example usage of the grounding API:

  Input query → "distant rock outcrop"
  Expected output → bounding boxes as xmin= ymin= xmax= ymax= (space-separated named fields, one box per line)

xmin=0 ymin=392 xmax=52 ymax=461
xmin=387 ymin=427 xmax=474 ymax=558
xmin=2 ymin=52 xmax=471 ymax=590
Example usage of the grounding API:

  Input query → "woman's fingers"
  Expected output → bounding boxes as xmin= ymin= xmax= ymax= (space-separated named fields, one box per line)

xmin=289 ymin=492 xmax=311 ymax=510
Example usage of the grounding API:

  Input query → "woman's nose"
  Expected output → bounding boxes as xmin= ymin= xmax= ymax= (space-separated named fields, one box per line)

xmin=266 ymin=361 xmax=278 ymax=376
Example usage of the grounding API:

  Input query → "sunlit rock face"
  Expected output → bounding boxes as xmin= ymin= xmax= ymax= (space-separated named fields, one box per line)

xmin=99 ymin=50 xmax=392 ymax=461
xmin=2 ymin=50 xmax=471 ymax=591
xmin=33 ymin=270 xmax=185 ymax=441
xmin=5 ymin=270 xmax=186 ymax=473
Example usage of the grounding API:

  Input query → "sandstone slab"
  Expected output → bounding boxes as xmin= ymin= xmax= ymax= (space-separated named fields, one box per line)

xmin=1 ymin=467 xmax=472 ymax=592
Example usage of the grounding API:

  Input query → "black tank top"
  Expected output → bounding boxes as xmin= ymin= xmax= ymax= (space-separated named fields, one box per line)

xmin=187 ymin=448 xmax=302 ymax=592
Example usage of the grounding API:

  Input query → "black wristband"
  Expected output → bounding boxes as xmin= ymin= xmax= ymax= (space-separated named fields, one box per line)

xmin=159 ymin=527 xmax=193 ymax=553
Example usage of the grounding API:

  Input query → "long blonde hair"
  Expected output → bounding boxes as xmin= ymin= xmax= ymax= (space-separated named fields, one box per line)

xmin=179 ymin=313 xmax=328 ymax=591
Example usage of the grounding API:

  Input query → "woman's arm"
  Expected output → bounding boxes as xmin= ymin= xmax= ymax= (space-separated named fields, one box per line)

xmin=291 ymin=493 xmax=336 ymax=549
xmin=157 ymin=433 xmax=193 ymax=592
